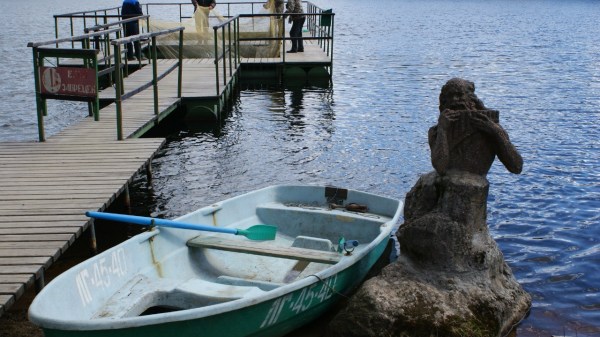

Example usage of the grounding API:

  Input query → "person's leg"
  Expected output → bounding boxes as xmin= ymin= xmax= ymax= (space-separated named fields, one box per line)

xmin=289 ymin=20 xmax=300 ymax=52
xmin=124 ymin=23 xmax=140 ymax=60
xmin=296 ymin=17 xmax=305 ymax=52
xmin=124 ymin=25 xmax=134 ymax=59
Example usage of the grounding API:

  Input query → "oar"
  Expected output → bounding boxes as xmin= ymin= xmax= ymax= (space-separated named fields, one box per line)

xmin=86 ymin=211 xmax=277 ymax=241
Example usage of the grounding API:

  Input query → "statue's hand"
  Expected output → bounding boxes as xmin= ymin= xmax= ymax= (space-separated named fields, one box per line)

xmin=470 ymin=112 xmax=498 ymax=134
xmin=439 ymin=109 xmax=460 ymax=128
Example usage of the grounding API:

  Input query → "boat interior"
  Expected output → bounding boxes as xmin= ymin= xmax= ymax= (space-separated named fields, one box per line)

xmin=93 ymin=201 xmax=393 ymax=319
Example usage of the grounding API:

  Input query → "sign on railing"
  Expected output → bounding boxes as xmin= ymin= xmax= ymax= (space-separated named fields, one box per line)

xmin=28 ymin=28 xmax=121 ymax=142
xmin=40 ymin=66 xmax=97 ymax=99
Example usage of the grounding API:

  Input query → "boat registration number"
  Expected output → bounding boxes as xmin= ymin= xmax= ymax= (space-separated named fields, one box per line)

xmin=260 ymin=274 xmax=338 ymax=328
xmin=75 ymin=248 xmax=128 ymax=307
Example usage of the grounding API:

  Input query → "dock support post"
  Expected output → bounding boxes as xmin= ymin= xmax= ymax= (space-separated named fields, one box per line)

xmin=124 ymin=185 xmax=132 ymax=213
xmin=146 ymin=161 xmax=153 ymax=184
xmin=89 ymin=222 xmax=98 ymax=255
xmin=35 ymin=269 xmax=45 ymax=292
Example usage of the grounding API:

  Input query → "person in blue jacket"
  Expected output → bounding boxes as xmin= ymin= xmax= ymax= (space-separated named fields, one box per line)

xmin=122 ymin=0 xmax=144 ymax=60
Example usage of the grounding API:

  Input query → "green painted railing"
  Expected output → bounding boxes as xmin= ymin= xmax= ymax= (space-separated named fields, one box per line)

xmin=212 ymin=16 xmax=240 ymax=96
xmin=53 ymin=2 xmax=334 ymax=69
xmin=84 ymin=15 xmax=152 ymax=83
xmin=27 ymin=28 xmax=121 ymax=142
xmin=111 ymin=27 xmax=185 ymax=140
xmin=28 ymin=24 xmax=185 ymax=142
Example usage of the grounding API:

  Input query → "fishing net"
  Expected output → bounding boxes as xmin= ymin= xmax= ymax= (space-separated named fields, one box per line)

xmin=148 ymin=1 xmax=284 ymax=59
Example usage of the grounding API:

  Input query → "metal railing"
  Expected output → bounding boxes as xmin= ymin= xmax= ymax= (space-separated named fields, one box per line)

xmin=212 ymin=17 xmax=240 ymax=96
xmin=27 ymin=28 xmax=121 ymax=142
xmin=53 ymin=2 xmax=334 ymax=66
xmin=54 ymin=7 xmax=122 ymax=47
xmin=111 ymin=27 xmax=185 ymax=140
xmin=28 ymin=25 xmax=185 ymax=142
xmin=235 ymin=11 xmax=334 ymax=64
xmin=84 ymin=15 xmax=152 ymax=79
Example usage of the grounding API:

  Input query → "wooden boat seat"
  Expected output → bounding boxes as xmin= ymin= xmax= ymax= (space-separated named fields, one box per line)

xmin=187 ymin=236 xmax=342 ymax=264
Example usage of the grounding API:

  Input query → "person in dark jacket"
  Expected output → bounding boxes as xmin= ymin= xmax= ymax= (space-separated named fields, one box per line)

xmin=285 ymin=0 xmax=305 ymax=53
xmin=122 ymin=0 xmax=144 ymax=60
xmin=192 ymin=0 xmax=216 ymax=12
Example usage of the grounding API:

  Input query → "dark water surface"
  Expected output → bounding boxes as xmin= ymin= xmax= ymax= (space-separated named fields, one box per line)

xmin=1 ymin=0 xmax=599 ymax=335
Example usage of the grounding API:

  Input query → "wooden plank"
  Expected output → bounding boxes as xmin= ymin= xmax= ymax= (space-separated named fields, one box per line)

xmin=0 ymin=265 xmax=44 ymax=277
xmin=0 ymin=215 xmax=87 ymax=222
xmin=0 ymin=248 xmax=61 ymax=259
xmin=0 ymin=275 xmax=35 ymax=286
xmin=0 ymin=234 xmax=74 ymax=242
xmin=0 ymin=257 xmax=52 ymax=268
xmin=0 ymin=209 xmax=96 ymax=216
xmin=0 ymin=284 xmax=25 ymax=299
xmin=187 ymin=236 xmax=342 ymax=264
xmin=0 ymin=227 xmax=82 ymax=235
xmin=0 ymin=241 xmax=70 ymax=252
xmin=0 ymin=222 xmax=85 ymax=229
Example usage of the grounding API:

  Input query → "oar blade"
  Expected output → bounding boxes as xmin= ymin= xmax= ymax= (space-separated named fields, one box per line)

xmin=237 ymin=224 xmax=277 ymax=241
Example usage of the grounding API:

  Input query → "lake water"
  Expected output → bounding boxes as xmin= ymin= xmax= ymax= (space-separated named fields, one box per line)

xmin=1 ymin=0 xmax=599 ymax=335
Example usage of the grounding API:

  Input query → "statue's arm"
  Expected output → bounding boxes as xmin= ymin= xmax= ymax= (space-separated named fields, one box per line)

xmin=429 ymin=109 xmax=459 ymax=174
xmin=471 ymin=113 xmax=523 ymax=174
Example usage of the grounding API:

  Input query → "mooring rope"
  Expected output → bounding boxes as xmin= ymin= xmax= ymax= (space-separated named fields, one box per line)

xmin=309 ymin=274 xmax=351 ymax=299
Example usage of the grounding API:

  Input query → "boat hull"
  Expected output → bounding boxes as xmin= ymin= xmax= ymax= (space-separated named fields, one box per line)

xmin=41 ymin=237 xmax=388 ymax=337
xmin=30 ymin=185 xmax=402 ymax=337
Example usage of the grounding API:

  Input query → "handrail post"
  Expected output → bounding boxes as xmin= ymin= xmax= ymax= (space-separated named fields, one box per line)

xmin=83 ymin=38 xmax=95 ymax=118
xmin=177 ymin=30 xmax=183 ymax=98
xmin=70 ymin=17 xmax=75 ymax=49
xmin=221 ymin=27 xmax=226 ymax=92
xmin=92 ymin=50 xmax=100 ymax=121
xmin=113 ymin=43 xmax=124 ymax=140
xmin=236 ymin=18 xmax=240 ymax=67
xmin=32 ymin=47 xmax=45 ymax=142
xmin=151 ymin=36 xmax=159 ymax=116
xmin=214 ymin=27 xmax=220 ymax=96
xmin=329 ymin=14 xmax=334 ymax=76
xmin=228 ymin=21 xmax=232 ymax=78
xmin=54 ymin=17 xmax=59 ymax=48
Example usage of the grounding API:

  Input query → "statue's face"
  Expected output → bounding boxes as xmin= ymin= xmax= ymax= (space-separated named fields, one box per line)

xmin=441 ymin=85 xmax=471 ymax=111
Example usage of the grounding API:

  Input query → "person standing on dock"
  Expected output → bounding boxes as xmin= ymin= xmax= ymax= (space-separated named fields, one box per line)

xmin=192 ymin=0 xmax=216 ymax=12
xmin=121 ymin=0 xmax=144 ymax=60
xmin=285 ymin=0 xmax=305 ymax=53
xmin=192 ymin=0 xmax=216 ymax=35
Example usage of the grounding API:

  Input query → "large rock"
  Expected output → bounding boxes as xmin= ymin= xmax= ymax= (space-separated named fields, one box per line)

xmin=327 ymin=171 xmax=531 ymax=337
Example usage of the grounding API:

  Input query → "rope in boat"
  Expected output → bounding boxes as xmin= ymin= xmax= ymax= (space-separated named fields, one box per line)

xmin=308 ymin=274 xmax=350 ymax=299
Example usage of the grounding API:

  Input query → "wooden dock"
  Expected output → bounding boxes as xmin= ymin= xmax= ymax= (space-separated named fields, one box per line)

xmin=0 ymin=44 xmax=330 ymax=317
xmin=0 ymin=57 xmax=234 ymax=316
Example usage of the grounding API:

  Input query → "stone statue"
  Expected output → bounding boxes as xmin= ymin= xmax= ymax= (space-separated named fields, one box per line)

xmin=429 ymin=78 xmax=523 ymax=176
xmin=327 ymin=79 xmax=531 ymax=337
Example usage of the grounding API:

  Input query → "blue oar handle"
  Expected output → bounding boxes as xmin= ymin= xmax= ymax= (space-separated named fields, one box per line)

xmin=86 ymin=211 xmax=238 ymax=235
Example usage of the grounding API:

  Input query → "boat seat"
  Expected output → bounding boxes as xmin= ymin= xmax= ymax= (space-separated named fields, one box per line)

xmin=215 ymin=276 xmax=283 ymax=291
xmin=187 ymin=236 xmax=342 ymax=264
xmin=291 ymin=236 xmax=334 ymax=252
xmin=93 ymin=276 xmax=264 ymax=319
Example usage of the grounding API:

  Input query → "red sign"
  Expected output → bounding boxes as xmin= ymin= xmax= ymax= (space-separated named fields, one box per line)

xmin=40 ymin=67 xmax=96 ymax=99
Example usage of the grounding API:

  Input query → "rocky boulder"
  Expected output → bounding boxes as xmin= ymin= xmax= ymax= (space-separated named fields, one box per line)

xmin=327 ymin=171 xmax=531 ymax=337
